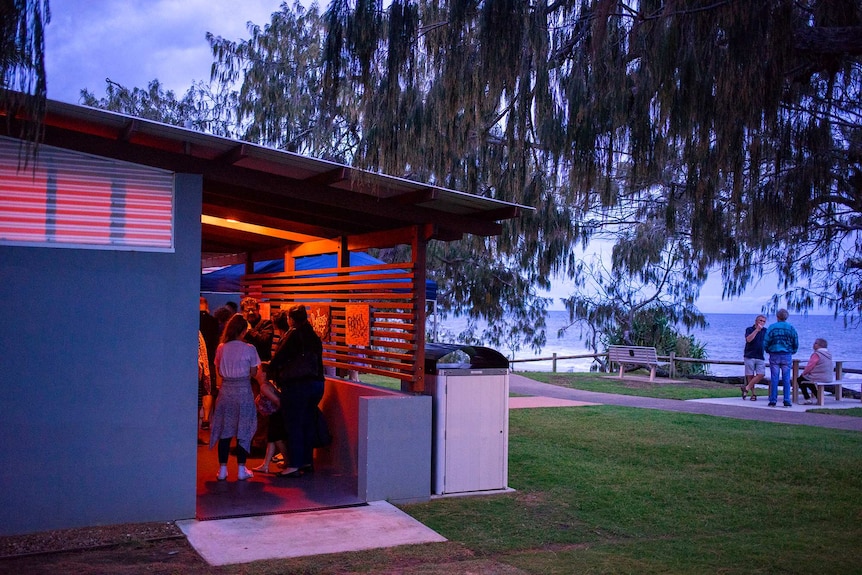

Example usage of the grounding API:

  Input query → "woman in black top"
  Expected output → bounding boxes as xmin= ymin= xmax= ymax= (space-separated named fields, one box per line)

xmin=268 ymin=304 xmax=325 ymax=477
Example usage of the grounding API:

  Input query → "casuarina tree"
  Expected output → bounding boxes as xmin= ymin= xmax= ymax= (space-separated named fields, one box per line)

xmin=323 ymin=0 xmax=862 ymax=327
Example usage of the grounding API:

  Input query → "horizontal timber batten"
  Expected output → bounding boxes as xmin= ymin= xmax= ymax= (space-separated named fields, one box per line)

xmin=324 ymin=354 xmax=410 ymax=371
xmin=240 ymin=261 xmax=424 ymax=388
xmin=326 ymin=361 xmax=414 ymax=382
xmin=326 ymin=345 xmax=413 ymax=362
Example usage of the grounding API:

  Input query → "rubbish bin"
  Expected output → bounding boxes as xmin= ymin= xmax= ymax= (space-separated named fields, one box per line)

xmin=424 ymin=343 xmax=510 ymax=495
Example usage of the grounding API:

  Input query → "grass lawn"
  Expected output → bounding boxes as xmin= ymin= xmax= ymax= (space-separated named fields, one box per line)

xmin=396 ymin=405 xmax=862 ymax=574
xmin=808 ymin=407 xmax=862 ymax=417
xmin=522 ymin=371 xmax=862 ymax=417
xmin=358 ymin=373 xmax=402 ymax=390
xmin=522 ymin=370 xmax=744 ymax=400
xmin=234 ymin=402 xmax=861 ymax=574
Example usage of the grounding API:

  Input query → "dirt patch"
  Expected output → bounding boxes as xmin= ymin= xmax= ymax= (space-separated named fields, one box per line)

xmin=0 ymin=522 xmax=211 ymax=575
xmin=0 ymin=521 xmax=184 ymax=558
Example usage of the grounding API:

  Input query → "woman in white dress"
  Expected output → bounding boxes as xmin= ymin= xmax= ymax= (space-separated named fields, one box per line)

xmin=209 ymin=314 xmax=263 ymax=481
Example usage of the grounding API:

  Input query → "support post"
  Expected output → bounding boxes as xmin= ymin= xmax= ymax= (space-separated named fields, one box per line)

xmin=792 ymin=359 xmax=800 ymax=403
xmin=668 ymin=351 xmax=676 ymax=379
xmin=409 ymin=226 xmax=428 ymax=394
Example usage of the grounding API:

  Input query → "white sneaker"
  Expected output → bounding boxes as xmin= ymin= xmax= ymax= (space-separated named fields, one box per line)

xmin=238 ymin=466 xmax=254 ymax=481
xmin=216 ymin=467 xmax=228 ymax=481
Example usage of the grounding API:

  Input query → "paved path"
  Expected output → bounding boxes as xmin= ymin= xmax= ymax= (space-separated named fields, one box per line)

xmin=509 ymin=374 xmax=862 ymax=432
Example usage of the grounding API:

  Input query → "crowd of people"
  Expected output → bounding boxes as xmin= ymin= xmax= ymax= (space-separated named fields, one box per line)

xmin=198 ymin=296 xmax=325 ymax=481
xmin=741 ymin=309 xmax=835 ymax=407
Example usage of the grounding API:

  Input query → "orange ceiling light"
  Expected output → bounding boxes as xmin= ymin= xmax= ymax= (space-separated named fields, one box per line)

xmin=201 ymin=215 xmax=325 ymax=243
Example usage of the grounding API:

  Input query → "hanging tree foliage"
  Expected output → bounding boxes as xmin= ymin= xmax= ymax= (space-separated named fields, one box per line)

xmin=0 ymin=0 xmax=51 ymax=157
xmin=323 ymin=0 xmax=862 ymax=325
xmin=80 ymin=1 xmax=862 ymax=350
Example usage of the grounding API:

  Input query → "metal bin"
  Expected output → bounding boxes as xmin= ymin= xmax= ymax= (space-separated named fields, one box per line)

xmin=424 ymin=343 xmax=510 ymax=495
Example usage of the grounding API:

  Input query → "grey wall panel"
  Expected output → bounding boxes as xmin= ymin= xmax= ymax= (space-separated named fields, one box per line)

xmin=0 ymin=173 xmax=202 ymax=535
xmin=358 ymin=395 xmax=432 ymax=504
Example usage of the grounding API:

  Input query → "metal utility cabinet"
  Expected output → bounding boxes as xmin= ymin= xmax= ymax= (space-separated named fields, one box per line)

xmin=424 ymin=343 xmax=510 ymax=495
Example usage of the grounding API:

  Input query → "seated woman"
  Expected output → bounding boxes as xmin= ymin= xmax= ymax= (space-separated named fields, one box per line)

xmin=797 ymin=338 xmax=834 ymax=404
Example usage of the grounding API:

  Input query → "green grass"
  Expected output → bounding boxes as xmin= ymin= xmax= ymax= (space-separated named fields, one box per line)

xmin=808 ymin=407 xmax=862 ymax=417
xmin=248 ymin=379 xmax=861 ymax=574
xmin=397 ymin=406 xmax=862 ymax=574
xmin=523 ymin=371 xmax=862 ymax=417
xmin=522 ymin=371 xmax=743 ymax=400
xmin=356 ymin=373 xmax=402 ymax=390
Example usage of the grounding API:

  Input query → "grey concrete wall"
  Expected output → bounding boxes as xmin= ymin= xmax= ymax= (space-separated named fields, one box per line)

xmin=317 ymin=379 xmax=399 ymax=475
xmin=0 ymin=173 xmax=202 ymax=535
xmin=358 ymin=394 xmax=432 ymax=503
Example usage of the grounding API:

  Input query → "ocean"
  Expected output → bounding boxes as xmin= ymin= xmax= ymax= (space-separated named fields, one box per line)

xmin=433 ymin=311 xmax=862 ymax=388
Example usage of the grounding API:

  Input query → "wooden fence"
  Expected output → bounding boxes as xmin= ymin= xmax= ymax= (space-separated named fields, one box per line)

xmin=242 ymin=261 xmax=424 ymax=387
xmin=509 ymin=352 xmax=856 ymax=381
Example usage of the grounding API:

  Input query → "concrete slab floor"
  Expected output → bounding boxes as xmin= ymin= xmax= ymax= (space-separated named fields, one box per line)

xmin=177 ymin=501 xmax=447 ymax=566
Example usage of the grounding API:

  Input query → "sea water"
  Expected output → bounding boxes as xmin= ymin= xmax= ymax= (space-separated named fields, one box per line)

xmin=434 ymin=311 xmax=862 ymax=388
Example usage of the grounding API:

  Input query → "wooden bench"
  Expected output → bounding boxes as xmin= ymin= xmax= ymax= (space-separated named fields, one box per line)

xmin=794 ymin=378 xmax=843 ymax=406
xmin=608 ymin=345 xmax=659 ymax=382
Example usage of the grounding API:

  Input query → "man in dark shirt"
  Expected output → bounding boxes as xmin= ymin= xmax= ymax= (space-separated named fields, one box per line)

xmin=241 ymin=297 xmax=274 ymax=361
xmin=741 ymin=314 xmax=766 ymax=400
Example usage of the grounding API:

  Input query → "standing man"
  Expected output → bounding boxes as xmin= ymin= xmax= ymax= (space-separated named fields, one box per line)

xmin=241 ymin=297 xmax=274 ymax=361
xmin=763 ymin=309 xmax=799 ymax=407
xmin=741 ymin=314 xmax=767 ymax=400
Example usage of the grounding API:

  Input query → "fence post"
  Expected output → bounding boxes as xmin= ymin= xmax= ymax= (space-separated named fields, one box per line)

xmin=792 ymin=359 xmax=800 ymax=403
xmin=668 ymin=351 xmax=676 ymax=379
xmin=835 ymin=361 xmax=843 ymax=380
xmin=552 ymin=352 xmax=557 ymax=373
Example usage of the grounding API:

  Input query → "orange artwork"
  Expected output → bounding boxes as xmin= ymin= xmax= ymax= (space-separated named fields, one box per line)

xmin=307 ymin=304 xmax=331 ymax=341
xmin=345 ymin=304 xmax=370 ymax=347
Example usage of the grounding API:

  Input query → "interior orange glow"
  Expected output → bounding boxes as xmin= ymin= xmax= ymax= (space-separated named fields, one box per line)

xmin=201 ymin=214 xmax=324 ymax=243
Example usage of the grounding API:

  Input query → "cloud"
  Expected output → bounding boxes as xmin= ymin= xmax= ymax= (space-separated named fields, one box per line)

xmin=45 ymin=0 xmax=283 ymax=102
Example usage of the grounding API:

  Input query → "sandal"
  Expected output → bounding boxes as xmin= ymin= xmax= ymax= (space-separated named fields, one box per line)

xmin=277 ymin=468 xmax=305 ymax=478
xmin=740 ymin=385 xmax=749 ymax=400
xmin=750 ymin=394 xmax=757 ymax=401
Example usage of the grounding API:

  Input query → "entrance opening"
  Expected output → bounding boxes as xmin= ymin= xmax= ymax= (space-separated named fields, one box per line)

xmin=194 ymin=431 xmax=363 ymax=520
xmin=194 ymin=291 xmax=366 ymax=520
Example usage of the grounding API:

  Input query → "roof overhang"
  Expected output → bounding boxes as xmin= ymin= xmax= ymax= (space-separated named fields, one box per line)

xmin=1 ymin=99 xmax=529 ymax=264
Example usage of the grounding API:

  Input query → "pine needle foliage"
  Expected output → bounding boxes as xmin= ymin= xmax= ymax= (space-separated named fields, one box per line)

xmin=324 ymin=0 xmax=862 ymax=326
xmin=0 ymin=0 xmax=51 ymax=160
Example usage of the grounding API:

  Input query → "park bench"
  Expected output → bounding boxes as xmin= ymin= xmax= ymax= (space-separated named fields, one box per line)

xmin=608 ymin=345 xmax=659 ymax=382
xmin=794 ymin=380 xmax=842 ymax=406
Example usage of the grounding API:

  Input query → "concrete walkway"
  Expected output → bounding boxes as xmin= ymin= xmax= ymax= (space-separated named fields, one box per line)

xmin=178 ymin=501 xmax=446 ymax=566
xmin=508 ymin=373 xmax=862 ymax=432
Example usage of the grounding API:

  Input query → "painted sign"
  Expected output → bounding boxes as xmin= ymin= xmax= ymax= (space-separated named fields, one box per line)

xmin=345 ymin=304 xmax=370 ymax=347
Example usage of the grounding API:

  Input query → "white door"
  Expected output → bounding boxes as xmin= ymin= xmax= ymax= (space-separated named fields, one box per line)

xmin=442 ymin=374 xmax=507 ymax=493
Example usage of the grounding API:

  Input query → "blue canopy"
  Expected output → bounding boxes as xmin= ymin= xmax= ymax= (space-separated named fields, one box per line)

xmin=201 ymin=252 xmax=437 ymax=301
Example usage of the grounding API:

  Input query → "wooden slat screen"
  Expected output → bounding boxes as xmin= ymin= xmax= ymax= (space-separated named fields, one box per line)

xmin=241 ymin=262 xmax=422 ymax=384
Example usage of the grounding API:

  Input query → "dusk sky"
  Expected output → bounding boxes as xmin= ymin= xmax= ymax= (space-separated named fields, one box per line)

xmin=41 ymin=0 xmax=787 ymax=314
xmin=45 ymin=0 xmax=284 ymax=103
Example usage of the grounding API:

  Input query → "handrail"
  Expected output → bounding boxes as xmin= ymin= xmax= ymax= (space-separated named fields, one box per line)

xmin=508 ymin=352 xmax=851 ymax=381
